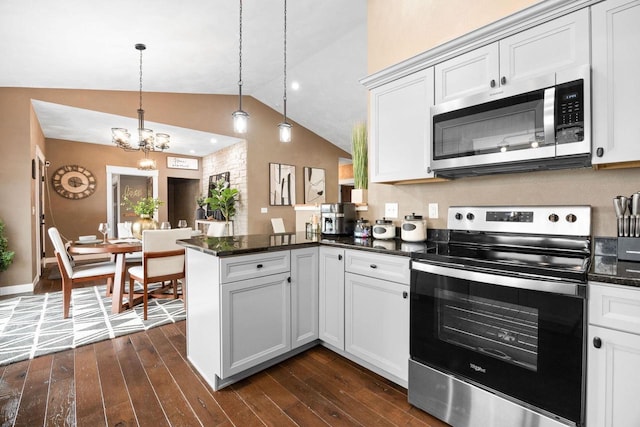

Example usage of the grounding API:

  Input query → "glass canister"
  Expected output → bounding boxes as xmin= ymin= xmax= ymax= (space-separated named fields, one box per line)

xmin=354 ymin=218 xmax=371 ymax=238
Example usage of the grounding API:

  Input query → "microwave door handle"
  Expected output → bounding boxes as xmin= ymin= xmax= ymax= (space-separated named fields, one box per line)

xmin=543 ymin=87 xmax=556 ymax=148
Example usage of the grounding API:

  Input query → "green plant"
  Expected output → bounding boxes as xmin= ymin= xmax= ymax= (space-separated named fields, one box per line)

xmin=0 ymin=219 xmax=15 ymax=272
xmin=196 ymin=195 xmax=207 ymax=208
xmin=122 ymin=196 xmax=164 ymax=216
xmin=206 ymin=179 xmax=239 ymax=223
xmin=352 ymin=122 xmax=368 ymax=190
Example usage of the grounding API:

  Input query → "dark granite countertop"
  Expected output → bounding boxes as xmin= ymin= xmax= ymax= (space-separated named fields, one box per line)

xmin=177 ymin=232 xmax=436 ymax=258
xmin=589 ymin=237 xmax=640 ymax=288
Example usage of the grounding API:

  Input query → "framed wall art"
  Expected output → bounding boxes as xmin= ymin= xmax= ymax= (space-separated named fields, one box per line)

xmin=269 ymin=163 xmax=296 ymax=206
xmin=303 ymin=167 xmax=325 ymax=204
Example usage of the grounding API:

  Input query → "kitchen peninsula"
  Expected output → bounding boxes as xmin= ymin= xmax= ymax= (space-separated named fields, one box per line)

xmin=178 ymin=232 xmax=429 ymax=390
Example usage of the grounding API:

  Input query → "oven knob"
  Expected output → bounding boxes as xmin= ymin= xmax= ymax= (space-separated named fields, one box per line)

xmin=566 ymin=214 xmax=577 ymax=223
xmin=548 ymin=214 xmax=559 ymax=223
xmin=455 ymin=212 xmax=463 ymax=220
xmin=466 ymin=213 xmax=475 ymax=221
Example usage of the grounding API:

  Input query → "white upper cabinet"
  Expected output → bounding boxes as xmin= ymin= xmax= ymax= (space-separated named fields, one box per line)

xmin=591 ymin=0 xmax=640 ymax=165
xmin=369 ymin=67 xmax=435 ymax=183
xmin=435 ymin=8 xmax=590 ymax=104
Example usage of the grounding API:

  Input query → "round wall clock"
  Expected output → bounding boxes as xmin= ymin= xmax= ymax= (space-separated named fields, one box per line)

xmin=51 ymin=165 xmax=97 ymax=200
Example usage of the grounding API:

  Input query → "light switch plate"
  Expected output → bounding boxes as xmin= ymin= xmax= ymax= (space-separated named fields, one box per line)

xmin=428 ymin=203 xmax=438 ymax=219
xmin=261 ymin=207 xmax=268 ymax=213
xmin=385 ymin=203 xmax=399 ymax=218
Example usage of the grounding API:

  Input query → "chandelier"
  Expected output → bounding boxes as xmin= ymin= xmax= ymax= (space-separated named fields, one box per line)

xmin=111 ymin=43 xmax=170 ymax=169
xmin=278 ymin=0 xmax=292 ymax=143
xmin=232 ymin=0 xmax=249 ymax=133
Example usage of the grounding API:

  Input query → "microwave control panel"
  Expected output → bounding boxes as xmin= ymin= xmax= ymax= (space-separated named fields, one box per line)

xmin=555 ymin=80 xmax=584 ymax=144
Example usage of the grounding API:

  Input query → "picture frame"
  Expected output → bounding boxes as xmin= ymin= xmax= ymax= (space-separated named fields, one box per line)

xmin=269 ymin=163 xmax=296 ymax=206
xmin=303 ymin=167 xmax=326 ymax=204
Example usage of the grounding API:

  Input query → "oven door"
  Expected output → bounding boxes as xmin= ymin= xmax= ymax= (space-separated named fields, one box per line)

xmin=410 ymin=261 xmax=585 ymax=425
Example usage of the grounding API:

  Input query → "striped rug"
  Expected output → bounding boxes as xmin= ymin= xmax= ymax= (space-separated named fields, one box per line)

xmin=0 ymin=285 xmax=185 ymax=366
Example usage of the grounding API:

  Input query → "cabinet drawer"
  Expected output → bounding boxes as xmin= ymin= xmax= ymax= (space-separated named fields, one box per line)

xmin=589 ymin=282 xmax=640 ymax=334
xmin=220 ymin=251 xmax=290 ymax=283
xmin=344 ymin=250 xmax=410 ymax=284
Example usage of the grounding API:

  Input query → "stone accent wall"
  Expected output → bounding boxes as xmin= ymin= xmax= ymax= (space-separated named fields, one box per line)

xmin=201 ymin=141 xmax=248 ymax=235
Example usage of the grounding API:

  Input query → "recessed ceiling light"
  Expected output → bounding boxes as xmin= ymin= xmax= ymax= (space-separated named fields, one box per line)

xmin=189 ymin=150 xmax=196 ymax=154
xmin=210 ymin=138 xmax=218 ymax=144
xmin=291 ymin=81 xmax=300 ymax=91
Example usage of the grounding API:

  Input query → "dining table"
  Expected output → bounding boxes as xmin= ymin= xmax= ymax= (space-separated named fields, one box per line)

xmin=68 ymin=239 xmax=142 ymax=314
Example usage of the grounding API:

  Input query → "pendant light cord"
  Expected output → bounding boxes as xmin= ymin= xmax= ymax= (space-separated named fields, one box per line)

xmin=238 ymin=0 xmax=243 ymax=108
xmin=283 ymin=0 xmax=287 ymax=121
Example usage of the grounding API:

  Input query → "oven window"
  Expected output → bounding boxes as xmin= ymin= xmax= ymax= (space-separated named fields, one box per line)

xmin=437 ymin=289 xmax=539 ymax=371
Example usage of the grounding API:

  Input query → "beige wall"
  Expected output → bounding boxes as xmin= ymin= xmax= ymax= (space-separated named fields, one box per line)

xmin=0 ymin=87 xmax=347 ymax=288
xmin=365 ymin=0 xmax=634 ymax=238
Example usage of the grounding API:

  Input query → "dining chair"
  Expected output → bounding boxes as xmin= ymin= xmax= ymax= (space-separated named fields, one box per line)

xmin=117 ymin=222 xmax=143 ymax=264
xmin=127 ymin=228 xmax=192 ymax=320
xmin=271 ymin=217 xmax=286 ymax=233
xmin=47 ymin=227 xmax=117 ymax=318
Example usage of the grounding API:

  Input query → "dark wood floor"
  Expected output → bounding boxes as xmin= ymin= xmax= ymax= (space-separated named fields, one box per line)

xmin=0 ymin=268 xmax=449 ymax=426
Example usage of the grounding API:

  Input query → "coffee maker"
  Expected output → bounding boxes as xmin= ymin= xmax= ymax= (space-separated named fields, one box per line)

xmin=321 ymin=203 xmax=356 ymax=235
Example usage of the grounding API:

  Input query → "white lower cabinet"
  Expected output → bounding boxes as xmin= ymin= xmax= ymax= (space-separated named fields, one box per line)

xmin=221 ymin=272 xmax=291 ymax=377
xmin=318 ymin=246 xmax=345 ymax=350
xmin=186 ymin=247 xmax=318 ymax=390
xmin=345 ymin=271 xmax=409 ymax=383
xmin=587 ymin=282 xmax=640 ymax=426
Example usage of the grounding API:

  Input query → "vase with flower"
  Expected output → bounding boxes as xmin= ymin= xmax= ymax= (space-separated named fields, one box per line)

xmin=122 ymin=196 xmax=164 ymax=239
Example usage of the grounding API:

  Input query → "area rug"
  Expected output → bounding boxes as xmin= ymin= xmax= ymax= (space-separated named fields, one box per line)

xmin=0 ymin=285 xmax=185 ymax=366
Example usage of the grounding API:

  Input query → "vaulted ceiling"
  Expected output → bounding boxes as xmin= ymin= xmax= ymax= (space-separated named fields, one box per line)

xmin=0 ymin=0 xmax=367 ymax=156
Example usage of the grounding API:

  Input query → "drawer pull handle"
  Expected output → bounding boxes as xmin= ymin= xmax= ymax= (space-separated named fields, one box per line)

xmin=338 ymin=254 xmax=343 ymax=261
xmin=402 ymin=291 xmax=408 ymax=299
xmin=287 ymin=277 xmax=291 ymax=283
xmin=370 ymin=264 xmax=377 ymax=269
xmin=593 ymin=337 xmax=602 ymax=349
xmin=256 ymin=264 xmax=263 ymax=269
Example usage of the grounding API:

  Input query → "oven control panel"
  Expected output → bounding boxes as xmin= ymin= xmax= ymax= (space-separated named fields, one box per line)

xmin=448 ymin=206 xmax=591 ymax=236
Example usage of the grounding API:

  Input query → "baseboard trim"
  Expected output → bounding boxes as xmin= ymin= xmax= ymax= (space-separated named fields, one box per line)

xmin=0 ymin=282 xmax=34 ymax=296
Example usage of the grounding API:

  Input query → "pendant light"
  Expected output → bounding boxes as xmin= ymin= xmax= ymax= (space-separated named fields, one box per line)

xmin=278 ymin=0 xmax=292 ymax=143
xmin=232 ymin=0 xmax=249 ymax=133
xmin=111 ymin=43 xmax=170 ymax=170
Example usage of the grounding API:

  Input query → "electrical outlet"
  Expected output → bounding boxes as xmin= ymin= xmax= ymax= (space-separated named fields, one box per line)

xmin=428 ymin=203 xmax=439 ymax=219
xmin=261 ymin=207 xmax=268 ymax=213
xmin=385 ymin=203 xmax=399 ymax=218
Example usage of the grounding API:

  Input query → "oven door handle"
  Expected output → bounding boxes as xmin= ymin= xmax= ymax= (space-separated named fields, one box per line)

xmin=411 ymin=261 xmax=583 ymax=297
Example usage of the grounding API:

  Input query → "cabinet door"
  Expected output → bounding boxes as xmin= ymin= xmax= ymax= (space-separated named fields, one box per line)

xmin=318 ymin=246 xmax=345 ymax=350
xmin=587 ymin=325 xmax=640 ymax=426
xmin=591 ymin=0 xmax=640 ymax=165
xmin=434 ymin=44 xmax=499 ymax=103
xmin=291 ymin=247 xmax=319 ymax=348
xmin=345 ymin=272 xmax=409 ymax=383
xmin=370 ymin=68 xmax=434 ymax=183
xmin=221 ymin=272 xmax=291 ymax=378
xmin=499 ymin=8 xmax=589 ymax=86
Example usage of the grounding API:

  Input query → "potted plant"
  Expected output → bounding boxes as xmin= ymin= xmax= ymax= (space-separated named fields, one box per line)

xmin=351 ymin=122 xmax=368 ymax=204
xmin=122 ymin=196 xmax=164 ymax=239
xmin=0 ymin=219 xmax=15 ymax=273
xmin=205 ymin=179 xmax=239 ymax=236
xmin=196 ymin=195 xmax=207 ymax=220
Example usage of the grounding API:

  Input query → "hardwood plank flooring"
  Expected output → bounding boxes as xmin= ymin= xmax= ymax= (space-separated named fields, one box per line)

xmin=0 ymin=267 xmax=449 ymax=426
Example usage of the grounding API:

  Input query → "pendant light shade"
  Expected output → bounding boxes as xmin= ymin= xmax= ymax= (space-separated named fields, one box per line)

xmin=278 ymin=0 xmax=292 ymax=143
xmin=232 ymin=0 xmax=249 ymax=134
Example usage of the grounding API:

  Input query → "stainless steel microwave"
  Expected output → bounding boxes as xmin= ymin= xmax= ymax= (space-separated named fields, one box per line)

xmin=430 ymin=66 xmax=591 ymax=178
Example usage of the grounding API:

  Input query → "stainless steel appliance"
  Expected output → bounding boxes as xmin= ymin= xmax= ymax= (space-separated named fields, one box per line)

xmin=409 ymin=206 xmax=591 ymax=427
xmin=431 ymin=66 xmax=591 ymax=178
xmin=321 ymin=203 xmax=356 ymax=235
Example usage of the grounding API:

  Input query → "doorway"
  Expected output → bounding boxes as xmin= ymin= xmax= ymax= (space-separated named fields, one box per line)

xmin=106 ymin=166 xmax=158 ymax=238
xmin=167 ymin=177 xmax=200 ymax=228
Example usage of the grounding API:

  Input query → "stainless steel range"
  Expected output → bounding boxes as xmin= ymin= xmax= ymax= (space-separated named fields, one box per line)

xmin=409 ymin=206 xmax=591 ymax=427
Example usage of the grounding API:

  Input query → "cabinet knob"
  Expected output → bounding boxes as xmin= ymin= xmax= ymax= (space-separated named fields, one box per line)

xmin=256 ymin=264 xmax=263 ymax=269
xmin=402 ymin=291 xmax=408 ymax=299
xmin=338 ymin=254 xmax=343 ymax=261
xmin=596 ymin=147 xmax=604 ymax=157
xmin=593 ymin=337 xmax=602 ymax=348
xmin=370 ymin=264 xmax=377 ymax=269
xmin=490 ymin=79 xmax=496 ymax=88
xmin=501 ymin=76 xmax=507 ymax=85
xmin=287 ymin=276 xmax=291 ymax=283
